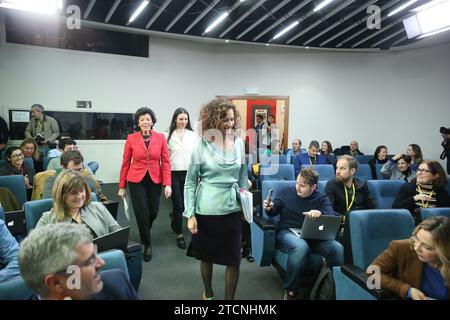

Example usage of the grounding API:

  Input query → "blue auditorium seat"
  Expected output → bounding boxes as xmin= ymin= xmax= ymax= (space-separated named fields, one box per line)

xmin=333 ymin=209 xmax=414 ymax=300
xmin=367 ymin=180 xmax=405 ymax=209
xmin=301 ymin=164 xmax=334 ymax=181
xmin=259 ymin=164 xmax=295 ymax=182
xmin=419 ymin=207 xmax=450 ymax=221
xmin=354 ymin=164 xmax=372 ymax=181
xmin=0 ymin=175 xmax=27 ymax=206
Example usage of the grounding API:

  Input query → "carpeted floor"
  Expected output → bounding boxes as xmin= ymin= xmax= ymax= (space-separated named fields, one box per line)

xmin=102 ymin=183 xmax=284 ymax=300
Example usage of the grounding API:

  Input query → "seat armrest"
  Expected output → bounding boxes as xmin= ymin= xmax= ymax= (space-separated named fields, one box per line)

xmin=341 ymin=265 xmax=399 ymax=300
xmin=253 ymin=215 xmax=275 ymax=231
xmin=126 ymin=241 xmax=142 ymax=254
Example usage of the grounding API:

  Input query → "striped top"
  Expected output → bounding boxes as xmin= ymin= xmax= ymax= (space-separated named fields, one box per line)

xmin=415 ymin=183 xmax=437 ymax=210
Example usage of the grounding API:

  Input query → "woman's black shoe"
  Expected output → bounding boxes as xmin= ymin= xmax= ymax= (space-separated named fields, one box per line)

xmin=176 ymin=237 xmax=186 ymax=249
xmin=143 ymin=245 xmax=152 ymax=262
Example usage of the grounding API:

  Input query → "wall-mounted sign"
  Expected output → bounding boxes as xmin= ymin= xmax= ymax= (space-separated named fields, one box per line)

xmin=77 ymin=101 xmax=92 ymax=108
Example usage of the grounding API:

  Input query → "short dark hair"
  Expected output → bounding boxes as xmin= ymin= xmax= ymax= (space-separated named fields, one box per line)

xmin=299 ymin=167 xmax=319 ymax=186
xmin=396 ymin=154 xmax=412 ymax=164
xmin=440 ymin=127 xmax=450 ymax=134
xmin=60 ymin=150 xmax=83 ymax=168
xmin=256 ymin=114 xmax=264 ymax=120
xmin=309 ymin=140 xmax=320 ymax=149
xmin=134 ymin=107 xmax=157 ymax=128
xmin=58 ymin=138 xmax=76 ymax=150
xmin=5 ymin=146 xmax=22 ymax=162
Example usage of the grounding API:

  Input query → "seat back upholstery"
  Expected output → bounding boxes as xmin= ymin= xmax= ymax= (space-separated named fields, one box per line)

xmin=261 ymin=180 xmax=295 ymax=220
xmin=354 ymin=164 xmax=372 ymax=181
xmin=367 ymin=180 xmax=406 ymax=209
xmin=23 ymin=198 xmax=53 ymax=231
xmin=87 ymin=161 xmax=99 ymax=174
xmin=0 ymin=276 xmax=32 ymax=300
xmin=349 ymin=209 xmax=415 ymax=269
xmin=375 ymin=164 xmax=385 ymax=180
xmin=301 ymin=164 xmax=334 ymax=181
xmin=317 ymin=180 xmax=328 ymax=193
xmin=43 ymin=157 xmax=58 ymax=170
xmin=23 ymin=157 xmax=35 ymax=182
xmin=260 ymin=164 xmax=295 ymax=182
xmin=0 ymin=175 xmax=27 ymax=206
xmin=0 ymin=206 xmax=4 ymax=220
xmin=420 ymin=207 xmax=450 ymax=221
xmin=99 ymin=249 xmax=130 ymax=280
xmin=31 ymin=170 xmax=56 ymax=200
xmin=355 ymin=155 xmax=373 ymax=164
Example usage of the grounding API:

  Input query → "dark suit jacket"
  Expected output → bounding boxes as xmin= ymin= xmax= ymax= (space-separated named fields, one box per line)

xmin=119 ymin=131 xmax=171 ymax=188
xmin=392 ymin=181 xmax=450 ymax=216
xmin=293 ymin=153 xmax=328 ymax=176
xmin=28 ymin=269 xmax=140 ymax=300
xmin=368 ymin=239 xmax=450 ymax=299
xmin=93 ymin=269 xmax=140 ymax=300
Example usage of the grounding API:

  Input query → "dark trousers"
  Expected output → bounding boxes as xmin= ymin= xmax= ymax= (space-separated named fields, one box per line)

xmin=170 ymin=170 xmax=186 ymax=235
xmin=128 ymin=173 xmax=162 ymax=246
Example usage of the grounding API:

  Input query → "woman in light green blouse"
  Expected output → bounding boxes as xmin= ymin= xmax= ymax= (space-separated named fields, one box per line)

xmin=184 ymin=98 xmax=248 ymax=300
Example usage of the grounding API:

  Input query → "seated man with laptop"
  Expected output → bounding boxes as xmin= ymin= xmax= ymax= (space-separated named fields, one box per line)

xmin=264 ymin=167 xmax=343 ymax=300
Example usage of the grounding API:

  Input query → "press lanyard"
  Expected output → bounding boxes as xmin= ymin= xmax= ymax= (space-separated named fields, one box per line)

xmin=417 ymin=184 xmax=434 ymax=208
xmin=345 ymin=182 xmax=356 ymax=213
xmin=309 ymin=156 xmax=316 ymax=166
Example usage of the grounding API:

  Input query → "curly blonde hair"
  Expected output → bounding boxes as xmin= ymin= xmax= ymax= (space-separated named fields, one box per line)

xmin=198 ymin=98 xmax=240 ymax=138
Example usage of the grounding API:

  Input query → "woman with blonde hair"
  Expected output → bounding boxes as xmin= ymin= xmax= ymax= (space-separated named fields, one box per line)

xmin=184 ymin=98 xmax=247 ymax=300
xmin=368 ymin=216 xmax=450 ymax=300
xmin=20 ymin=138 xmax=43 ymax=173
xmin=37 ymin=170 xmax=120 ymax=237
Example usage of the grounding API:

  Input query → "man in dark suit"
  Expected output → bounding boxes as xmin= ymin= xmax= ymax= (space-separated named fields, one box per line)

xmin=19 ymin=223 xmax=139 ymax=300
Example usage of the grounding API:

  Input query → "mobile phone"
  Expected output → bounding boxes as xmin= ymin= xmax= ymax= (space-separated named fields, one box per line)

xmin=266 ymin=189 xmax=273 ymax=202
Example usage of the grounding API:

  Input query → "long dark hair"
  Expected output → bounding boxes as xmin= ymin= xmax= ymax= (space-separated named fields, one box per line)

xmin=167 ymin=108 xmax=193 ymax=141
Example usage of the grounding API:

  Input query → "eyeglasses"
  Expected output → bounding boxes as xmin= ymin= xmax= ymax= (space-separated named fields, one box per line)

xmin=417 ymin=168 xmax=433 ymax=174
xmin=54 ymin=245 xmax=98 ymax=274
xmin=73 ymin=166 xmax=85 ymax=172
xmin=10 ymin=153 xmax=24 ymax=159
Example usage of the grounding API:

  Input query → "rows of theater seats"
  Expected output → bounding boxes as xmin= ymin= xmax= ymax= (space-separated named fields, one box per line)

xmin=248 ymin=156 xmax=450 ymax=300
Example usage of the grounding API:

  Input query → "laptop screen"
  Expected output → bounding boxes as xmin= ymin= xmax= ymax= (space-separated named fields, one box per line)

xmin=93 ymin=226 xmax=130 ymax=252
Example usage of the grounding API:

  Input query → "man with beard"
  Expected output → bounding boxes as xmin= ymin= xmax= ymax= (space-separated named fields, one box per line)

xmin=19 ymin=223 xmax=139 ymax=300
xmin=324 ymin=155 xmax=377 ymax=216
xmin=324 ymin=155 xmax=377 ymax=262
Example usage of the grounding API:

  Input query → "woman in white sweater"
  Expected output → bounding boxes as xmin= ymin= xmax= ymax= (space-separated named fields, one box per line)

xmin=164 ymin=108 xmax=198 ymax=249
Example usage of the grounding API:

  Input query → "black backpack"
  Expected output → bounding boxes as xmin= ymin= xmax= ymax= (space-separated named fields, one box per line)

xmin=309 ymin=257 xmax=336 ymax=300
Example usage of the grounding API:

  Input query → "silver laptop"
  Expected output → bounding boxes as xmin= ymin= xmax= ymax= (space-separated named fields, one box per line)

xmin=93 ymin=226 xmax=130 ymax=252
xmin=289 ymin=215 xmax=342 ymax=240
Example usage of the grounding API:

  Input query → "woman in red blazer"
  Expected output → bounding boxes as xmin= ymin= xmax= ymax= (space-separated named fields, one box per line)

xmin=118 ymin=107 xmax=171 ymax=262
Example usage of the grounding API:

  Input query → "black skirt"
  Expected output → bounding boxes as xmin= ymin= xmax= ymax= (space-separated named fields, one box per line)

xmin=187 ymin=212 xmax=242 ymax=267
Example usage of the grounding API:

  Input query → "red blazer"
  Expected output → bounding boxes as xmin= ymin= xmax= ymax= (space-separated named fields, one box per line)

xmin=119 ymin=131 xmax=171 ymax=188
